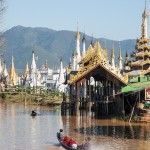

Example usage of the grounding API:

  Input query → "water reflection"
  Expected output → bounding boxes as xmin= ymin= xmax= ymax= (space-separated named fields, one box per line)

xmin=75 ymin=125 xmax=149 ymax=140
xmin=61 ymin=110 xmax=150 ymax=150
xmin=0 ymin=101 xmax=63 ymax=150
xmin=1 ymin=101 xmax=150 ymax=150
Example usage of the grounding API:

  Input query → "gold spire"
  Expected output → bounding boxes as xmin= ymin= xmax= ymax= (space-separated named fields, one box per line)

xmin=9 ymin=56 xmax=18 ymax=85
xmin=143 ymin=0 xmax=148 ymax=19
xmin=111 ymin=42 xmax=115 ymax=58
xmin=9 ymin=56 xmax=15 ymax=76
xmin=23 ymin=62 xmax=29 ymax=78
xmin=26 ymin=62 xmax=29 ymax=72
xmin=94 ymin=41 xmax=101 ymax=53
xmin=144 ymin=0 xmax=148 ymax=15
xmin=75 ymin=31 xmax=80 ymax=39
xmin=142 ymin=0 xmax=149 ymax=38
xmin=75 ymin=23 xmax=80 ymax=39
xmin=104 ymin=40 xmax=108 ymax=59
xmin=118 ymin=42 xmax=122 ymax=60
xmin=45 ymin=59 xmax=48 ymax=69
xmin=90 ymin=34 xmax=94 ymax=47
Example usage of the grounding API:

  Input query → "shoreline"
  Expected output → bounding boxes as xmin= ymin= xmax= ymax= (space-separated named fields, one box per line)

xmin=0 ymin=91 xmax=63 ymax=108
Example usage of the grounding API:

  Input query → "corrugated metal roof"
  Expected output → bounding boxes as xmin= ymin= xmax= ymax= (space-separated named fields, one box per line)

xmin=121 ymin=81 xmax=150 ymax=93
xmin=129 ymin=81 xmax=150 ymax=89
xmin=121 ymin=86 xmax=138 ymax=93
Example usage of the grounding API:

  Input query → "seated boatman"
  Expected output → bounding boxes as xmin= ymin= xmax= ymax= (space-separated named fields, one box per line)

xmin=59 ymin=129 xmax=65 ymax=140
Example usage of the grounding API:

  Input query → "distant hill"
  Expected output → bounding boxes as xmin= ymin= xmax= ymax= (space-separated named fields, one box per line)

xmin=2 ymin=26 xmax=136 ymax=73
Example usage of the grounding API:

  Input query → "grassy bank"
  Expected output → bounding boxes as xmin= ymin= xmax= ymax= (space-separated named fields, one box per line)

xmin=0 ymin=89 xmax=68 ymax=107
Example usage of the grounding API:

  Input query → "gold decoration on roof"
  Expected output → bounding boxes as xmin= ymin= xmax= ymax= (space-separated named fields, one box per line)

xmin=136 ymin=37 xmax=150 ymax=43
xmin=136 ymin=44 xmax=150 ymax=50
xmin=131 ymin=58 xmax=150 ymax=66
xmin=69 ymin=74 xmax=75 ymax=81
xmin=75 ymin=31 xmax=80 ymax=39
xmin=103 ymin=49 xmax=108 ymax=59
xmin=87 ymin=44 xmax=94 ymax=53
xmin=69 ymin=41 xmax=128 ymax=85
xmin=131 ymin=60 xmax=143 ymax=66
xmin=133 ymin=50 xmax=150 ymax=58
xmin=141 ymin=66 xmax=150 ymax=75
xmin=104 ymin=40 xmax=108 ymax=59
xmin=129 ymin=4 xmax=150 ymax=71
xmin=80 ymin=45 xmax=95 ymax=64
xmin=94 ymin=41 xmax=101 ymax=53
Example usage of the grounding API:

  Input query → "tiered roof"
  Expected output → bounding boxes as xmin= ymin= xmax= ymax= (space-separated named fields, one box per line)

xmin=129 ymin=5 xmax=150 ymax=74
xmin=69 ymin=41 xmax=128 ymax=85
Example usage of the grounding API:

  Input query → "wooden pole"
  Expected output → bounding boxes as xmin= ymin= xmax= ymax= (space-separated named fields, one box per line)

xmin=129 ymin=105 xmax=135 ymax=123
xmin=24 ymin=88 xmax=27 ymax=105
xmin=138 ymin=91 xmax=140 ymax=103
xmin=129 ymin=93 xmax=138 ymax=123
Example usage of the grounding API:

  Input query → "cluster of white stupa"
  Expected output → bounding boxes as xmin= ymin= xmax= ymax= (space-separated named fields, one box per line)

xmin=0 ymin=26 xmax=125 ymax=93
xmin=21 ymin=50 xmax=67 ymax=92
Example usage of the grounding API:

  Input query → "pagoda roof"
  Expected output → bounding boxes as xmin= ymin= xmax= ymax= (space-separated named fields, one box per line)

xmin=126 ymin=67 xmax=150 ymax=77
xmin=132 ymin=50 xmax=150 ymax=58
xmin=137 ymin=38 xmax=150 ymax=43
xmin=131 ymin=58 xmax=150 ymax=66
xmin=136 ymin=44 xmax=150 ymax=50
xmin=127 ymin=70 xmax=141 ymax=77
xmin=69 ymin=40 xmax=128 ymax=85
xmin=69 ymin=56 xmax=128 ymax=86
xmin=141 ymin=66 xmax=150 ymax=75
xmin=131 ymin=60 xmax=143 ymax=66
xmin=69 ymin=62 xmax=128 ymax=85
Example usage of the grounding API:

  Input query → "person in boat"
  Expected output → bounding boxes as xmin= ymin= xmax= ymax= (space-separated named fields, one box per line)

xmin=58 ymin=129 xmax=65 ymax=140
xmin=80 ymin=137 xmax=91 ymax=150
xmin=63 ymin=135 xmax=71 ymax=145
xmin=68 ymin=138 xmax=77 ymax=149
xmin=31 ymin=109 xmax=36 ymax=116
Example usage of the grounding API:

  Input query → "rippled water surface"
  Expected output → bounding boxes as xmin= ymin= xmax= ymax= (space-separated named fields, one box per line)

xmin=0 ymin=101 xmax=150 ymax=150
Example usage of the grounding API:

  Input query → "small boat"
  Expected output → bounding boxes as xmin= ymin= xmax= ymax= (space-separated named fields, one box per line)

xmin=31 ymin=111 xmax=36 ymax=116
xmin=57 ymin=132 xmax=78 ymax=150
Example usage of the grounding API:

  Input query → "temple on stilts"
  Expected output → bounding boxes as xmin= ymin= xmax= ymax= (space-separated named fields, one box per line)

xmin=65 ymin=3 xmax=150 ymax=120
xmin=66 ymin=27 xmax=128 ymax=117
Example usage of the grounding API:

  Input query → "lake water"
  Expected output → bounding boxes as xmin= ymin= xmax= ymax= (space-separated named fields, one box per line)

xmin=0 ymin=101 xmax=150 ymax=150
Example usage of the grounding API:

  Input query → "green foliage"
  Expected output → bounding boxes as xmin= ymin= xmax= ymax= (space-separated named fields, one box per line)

xmin=17 ymin=85 xmax=24 ymax=92
xmin=0 ymin=93 xmax=7 ymax=99
xmin=144 ymin=103 xmax=150 ymax=109
xmin=117 ymin=115 xmax=130 ymax=121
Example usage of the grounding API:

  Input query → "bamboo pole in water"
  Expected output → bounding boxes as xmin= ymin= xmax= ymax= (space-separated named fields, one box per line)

xmin=129 ymin=94 xmax=138 ymax=123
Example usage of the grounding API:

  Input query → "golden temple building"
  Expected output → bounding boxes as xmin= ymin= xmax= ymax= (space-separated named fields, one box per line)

xmin=65 ymin=3 xmax=150 ymax=117
xmin=66 ymin=28 xmax=128 ymax=116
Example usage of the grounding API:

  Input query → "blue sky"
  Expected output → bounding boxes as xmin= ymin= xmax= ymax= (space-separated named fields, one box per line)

xmin=3 ymin=0 xmax=148 ymax=40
